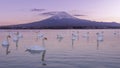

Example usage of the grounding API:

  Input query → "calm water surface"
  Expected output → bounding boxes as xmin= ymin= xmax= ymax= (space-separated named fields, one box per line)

xmin=0 ymin=29 xmax=120 ymax=68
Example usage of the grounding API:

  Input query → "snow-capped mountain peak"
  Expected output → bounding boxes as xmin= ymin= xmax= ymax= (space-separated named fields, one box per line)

xmin=50 ymin=12 xmax=75 ymax=19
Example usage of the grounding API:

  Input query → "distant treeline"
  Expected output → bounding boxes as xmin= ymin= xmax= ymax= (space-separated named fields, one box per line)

xmin=0 ymin=26 xmax=120 ymax=29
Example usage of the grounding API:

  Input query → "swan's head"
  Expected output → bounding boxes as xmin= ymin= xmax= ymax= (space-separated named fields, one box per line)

xmin=96 ymin=32 xmax=99 ymax=35
xmin=43 ymin=37 xmax=47 ymax=40
xmin=7 ymin=35 xmax=11 ymax=38
xmin=25 ymin=49 xmax=30 ymax=52
xmin=16 ymin=31 xmax=19 ymax=35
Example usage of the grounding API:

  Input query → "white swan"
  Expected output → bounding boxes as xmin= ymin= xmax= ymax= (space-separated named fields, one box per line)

xmin=83 ymin=32 xmax=89 ymax=38
xmin=13 ymin=37 xmax=19 ymax=42
xmin=11 ymin=32 xmax=22 ymax=49
xmin=17 ymin=32 xmax=23 ymax=38
xmin=26 ymin=37 xmax=47 ymax=65
xmin=95 ymin=32 xmax=104 ymax=50
xmin=82 ymin=32 xmax=89 ymax=41
xmin=2 ymin=35 xmax=11 ymax=55
xmin=72 ymin=31 xmax=78 ymax=41
xmin=56 ymin=34 xmax=64 ymax=42
xmin=26 ymin=37 xmax=47 ymax=51
xmin=96 ymin=32 xmax=104 ymax=41
xmin=10 ymin=32 xmax=22 ymax=42
xmin=2 ymin=35 xmax=11 ymax=46
xmin=36 ymin=32 xmax=44 ymax=41
xmin=71 ymin=32 xmax=79 ymax=49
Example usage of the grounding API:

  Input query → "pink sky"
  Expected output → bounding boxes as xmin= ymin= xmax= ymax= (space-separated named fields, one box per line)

xmin=1 ymin=0 xmax=120 ymax=25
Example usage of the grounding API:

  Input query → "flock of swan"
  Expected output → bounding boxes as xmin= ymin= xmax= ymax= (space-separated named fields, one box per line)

xmin=1 ymin=31 xmax=47 ymax=65
xmin=1 ymin=30 xmax=119 ymax=65
xmin=2 ymin=32 xmax=23 ymax=54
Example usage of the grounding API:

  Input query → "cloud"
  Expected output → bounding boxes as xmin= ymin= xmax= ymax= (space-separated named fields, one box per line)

xmin=31 ymin=8 xmax=46 ymax=12
xmin=40 ymin=11 xmax=85 ymax=17
xmin=73 ymin=14 xmax=86 ymax=17
xmin=40 ymin=11 xmax=59 ymax=16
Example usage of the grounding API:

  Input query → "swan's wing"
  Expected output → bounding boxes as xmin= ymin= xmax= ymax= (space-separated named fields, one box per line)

xmin=28 ymin=46 xmax=45 ymax=51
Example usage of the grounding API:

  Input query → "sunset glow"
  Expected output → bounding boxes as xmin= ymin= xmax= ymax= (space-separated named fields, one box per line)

xmin=1 ymin=0 xmax=120 ymax=25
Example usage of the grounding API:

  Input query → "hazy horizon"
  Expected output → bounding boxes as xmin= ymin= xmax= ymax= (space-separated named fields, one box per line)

xmin=1 ymin=0 xmax=120 ymax=25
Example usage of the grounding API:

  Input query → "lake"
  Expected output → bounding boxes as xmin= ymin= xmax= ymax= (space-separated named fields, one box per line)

xmin=0 ymin=29 xmax=120 ymax=68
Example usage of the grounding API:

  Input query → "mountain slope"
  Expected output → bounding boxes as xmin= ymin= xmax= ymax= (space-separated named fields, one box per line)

xmin=1 ymin=12 xmax=120 ymax=29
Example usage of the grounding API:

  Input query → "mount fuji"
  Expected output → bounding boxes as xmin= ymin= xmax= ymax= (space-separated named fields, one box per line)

xmin=1 ymin=12 xmax=120 ymax=29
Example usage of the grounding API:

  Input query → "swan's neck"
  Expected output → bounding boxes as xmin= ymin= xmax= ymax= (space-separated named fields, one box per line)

xmin=7 ymin=36 xmax=9 ymax=42
xmin=42 ymin=39 xmax=45 ymax=47
xmin=6 ymin=35 xmax=10 ymax=44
